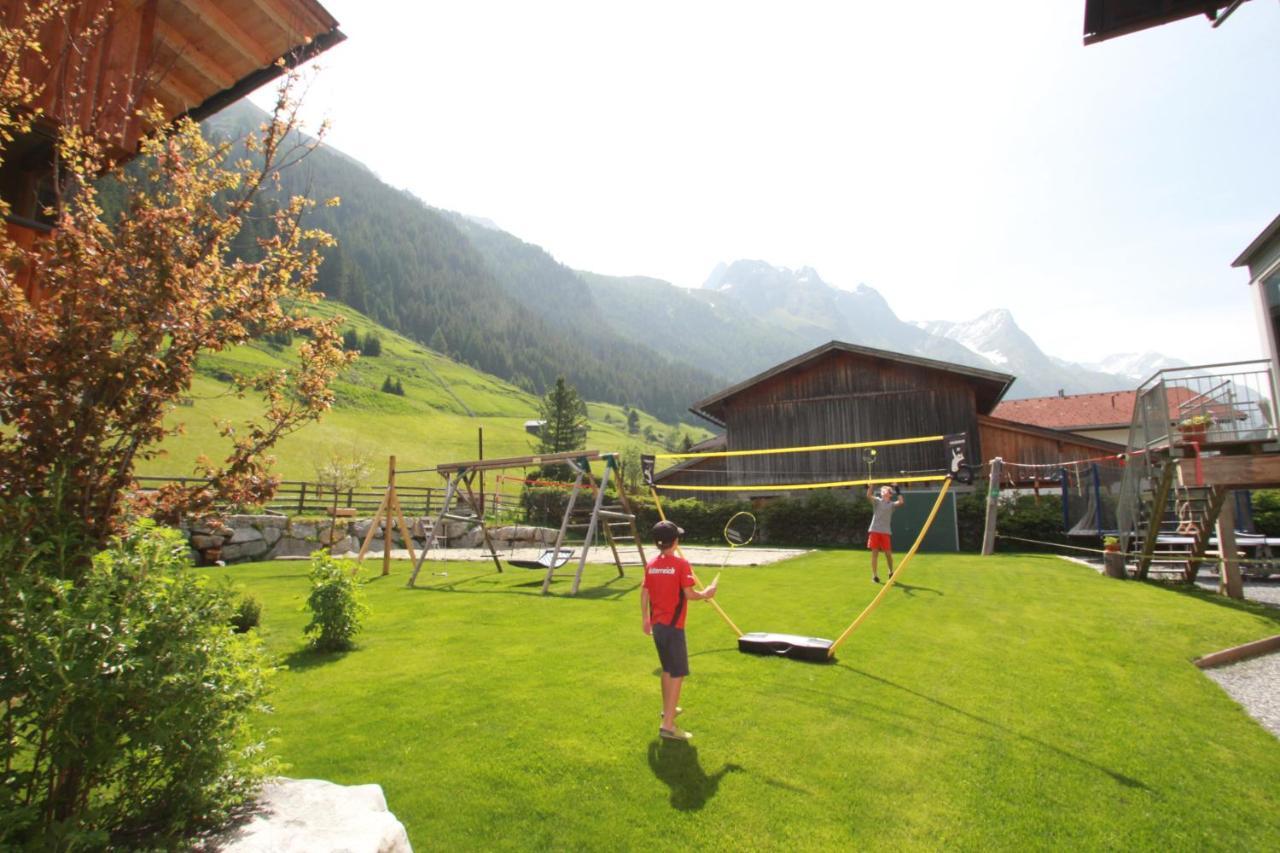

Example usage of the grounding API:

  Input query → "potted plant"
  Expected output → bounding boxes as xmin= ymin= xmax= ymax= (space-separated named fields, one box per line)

xmin=1102 ymin=535 xmax=1125 ymax=579
xmin=1177 ymin=414 xmax=1214 ymax=444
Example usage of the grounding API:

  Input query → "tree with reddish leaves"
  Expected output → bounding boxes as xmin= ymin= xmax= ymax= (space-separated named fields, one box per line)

xmin=0 ymin=9 xmax=353 ymax=550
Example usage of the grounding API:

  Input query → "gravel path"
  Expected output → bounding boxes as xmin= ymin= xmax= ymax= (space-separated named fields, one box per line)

xmin=1203 ymin=653 xmax=1280 ymax=739
xmin=362 ymin=544 xmax=810 ymax=567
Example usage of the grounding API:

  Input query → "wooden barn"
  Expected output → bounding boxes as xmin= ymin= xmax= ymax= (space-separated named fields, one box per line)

xmin=655 ymin=341 xmax=1123 ymax=495
xmin=2 ymin=0 xmax=344 ymax=300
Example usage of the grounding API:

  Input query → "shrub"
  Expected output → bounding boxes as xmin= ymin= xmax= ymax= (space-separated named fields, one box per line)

xmin=1251 ymin=489 xmax=1280 ymax=536
xmin=231 ymin=594 xmax=263 ymax=633
xmin=360 ymin=332 xmax=382 ymax=357
xmin=304 ymin=552 xmax=368 ymax=652
xmin=994 ymin=494 xmax=1067 ymax=551
xmin=0 ymin=513 xmax=274 ymax=846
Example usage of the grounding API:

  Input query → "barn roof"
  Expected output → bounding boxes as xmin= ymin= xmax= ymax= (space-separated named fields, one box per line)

xmin=689 ymin=340 xmax=1016 ymax=427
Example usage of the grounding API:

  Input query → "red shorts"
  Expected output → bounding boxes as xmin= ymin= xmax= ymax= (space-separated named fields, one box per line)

xmin=867 ymin=532 xmax=892 ymax=551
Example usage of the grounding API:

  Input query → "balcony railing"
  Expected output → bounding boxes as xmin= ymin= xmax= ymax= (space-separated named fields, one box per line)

xmin=1116 ymin=360 xmax=1278 ymax=551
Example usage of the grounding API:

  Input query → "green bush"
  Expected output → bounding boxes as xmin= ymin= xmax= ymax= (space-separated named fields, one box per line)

xmin=1251 ymin=489 xmax=1280 ymax=536
xmin=231 ymin=594 xmax=263 ymax=633
xmin=304 ymin=551 xmax=368 ymax=652
xmin=994 ymin=493 xmax=1067 ymax=551
xmin=0 ymin=512 xmax=274 ymax=847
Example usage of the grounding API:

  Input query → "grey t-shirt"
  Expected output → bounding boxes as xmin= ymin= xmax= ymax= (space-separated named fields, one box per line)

xmin=869 ymin=495 xmax=898 ymax=534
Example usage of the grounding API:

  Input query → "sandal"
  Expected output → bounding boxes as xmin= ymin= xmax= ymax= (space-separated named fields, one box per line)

xmin=659 ymin=726 xmax=692 ymax=741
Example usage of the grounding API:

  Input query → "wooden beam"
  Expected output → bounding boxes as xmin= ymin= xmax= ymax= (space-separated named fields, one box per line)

xmin=1137 ymin=460 xmax=1176 ymax=579
xmin=174 ymin=0 xmax=271 ymax=66
xmin=1214 ymin=495 xmax=1244 ymax=600
xmin=1177 ymin=454 xmax=1280 ymax=489
xmin=437 ymin=449 xmax=602 ymax=475
xmin=151 ymin=69 xmax=203 ymax=112
xmin=245 ymin=0 xmax=325 ymax=42
xmin=154 ymin=17 xmax=236 ymax=90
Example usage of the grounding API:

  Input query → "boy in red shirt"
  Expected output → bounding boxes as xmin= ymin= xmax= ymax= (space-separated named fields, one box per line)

xmin=641 ymin=520 xmax=718 ymax=741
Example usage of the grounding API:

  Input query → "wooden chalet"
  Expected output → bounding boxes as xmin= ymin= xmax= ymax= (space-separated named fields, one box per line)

xmin=655 ymin=341 xmax=1121 ymax=495
xmin=2 ymin=0 xmax=344 ymax=300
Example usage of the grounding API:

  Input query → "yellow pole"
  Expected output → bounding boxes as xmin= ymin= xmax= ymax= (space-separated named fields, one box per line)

xmin=827 ymin=477 xmax=953 ymax=659
xmin=649 ymin=487 xmax=744 ymax=637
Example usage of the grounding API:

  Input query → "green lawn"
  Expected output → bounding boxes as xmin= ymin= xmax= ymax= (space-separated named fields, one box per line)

xmin=218 ymin=552 xmax=1280 ymax=850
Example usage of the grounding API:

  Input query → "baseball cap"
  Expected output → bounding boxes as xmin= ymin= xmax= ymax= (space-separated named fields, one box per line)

xmin=652 ymin=520 xmax=684 ymax=545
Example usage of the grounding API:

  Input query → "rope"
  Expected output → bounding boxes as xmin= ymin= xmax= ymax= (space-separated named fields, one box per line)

xmin=827 ymin=477 xmax=954 ymax=658
xmin=655 ymin=474 xmax=948 ymax=493
xmin=654 ymin=434 xmax=945 ymax=460
xmin=994 ymin=534 xmax=1280 ymax=568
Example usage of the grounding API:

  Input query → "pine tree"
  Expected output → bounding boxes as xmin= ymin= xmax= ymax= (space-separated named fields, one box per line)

xmin=535 ymin=376 xmax=589 ymax=454
xmin=428 ymin=326 xmax=448 ymax=354
xmin=626 ymin=410 xmax=640 ymax=435
xmin=342 ymin=328 xmax=361 ymax=351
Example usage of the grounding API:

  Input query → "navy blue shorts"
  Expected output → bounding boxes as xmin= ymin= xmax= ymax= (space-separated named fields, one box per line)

xmin=652 ymin=623 xmax=689 ymax=678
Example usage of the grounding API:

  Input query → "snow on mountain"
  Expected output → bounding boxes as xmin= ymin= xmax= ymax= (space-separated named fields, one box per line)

xmin=1081 ymin=352 xmax=1189 ymax=383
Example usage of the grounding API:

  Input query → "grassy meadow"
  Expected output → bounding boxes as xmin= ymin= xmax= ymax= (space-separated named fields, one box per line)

xmin=215 ymin=551 xmax=1280 ymax=850
xmin=138 ymin=299 xmax=707 ymax=482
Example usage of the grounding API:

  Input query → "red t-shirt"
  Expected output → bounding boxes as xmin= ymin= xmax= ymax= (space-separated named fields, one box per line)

xmin=644 ymin=552 xmax=696 ymax=629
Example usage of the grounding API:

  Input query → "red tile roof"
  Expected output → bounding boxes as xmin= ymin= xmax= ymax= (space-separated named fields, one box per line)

xmin=993 ymin=387 xmax=1207 ymax=431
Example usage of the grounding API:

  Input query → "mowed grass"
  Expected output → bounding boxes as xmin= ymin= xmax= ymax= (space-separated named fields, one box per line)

xmin=218 ymin=553 xmax=1280 ymax=850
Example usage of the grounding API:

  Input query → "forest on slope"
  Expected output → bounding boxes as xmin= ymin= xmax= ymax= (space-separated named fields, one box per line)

xmin=204 ymin=101 xmax=720 ymax=423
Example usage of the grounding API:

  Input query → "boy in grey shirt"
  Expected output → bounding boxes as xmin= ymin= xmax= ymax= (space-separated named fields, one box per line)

xmin=866 ymin=484 xmax=904 ymax=583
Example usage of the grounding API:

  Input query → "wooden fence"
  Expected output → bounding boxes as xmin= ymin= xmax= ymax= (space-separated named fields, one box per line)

xmin=133 ymin=477 xmax=524 ymax=520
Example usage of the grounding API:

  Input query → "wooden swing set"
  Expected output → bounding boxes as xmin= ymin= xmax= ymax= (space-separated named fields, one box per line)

xmin=367 ymin=449 xmax=646 ymax=595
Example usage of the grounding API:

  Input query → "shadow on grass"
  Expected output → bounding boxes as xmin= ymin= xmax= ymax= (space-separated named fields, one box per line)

xmin=279 ymin=645 xmax=352 ymax=673
xmin=892 ymin=582 xmax=943 ymax=598
xmin=647 ymin=739 xmax=742 ymax=811
xmin=838 ymin=666 xmax=1152 ymax=792
xmin=1153 ymin=579 xmax=1280 ymax=624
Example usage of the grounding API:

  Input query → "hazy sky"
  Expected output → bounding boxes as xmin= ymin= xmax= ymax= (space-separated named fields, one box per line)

xmin=258 ymin=1 xmax=1280 ymax=367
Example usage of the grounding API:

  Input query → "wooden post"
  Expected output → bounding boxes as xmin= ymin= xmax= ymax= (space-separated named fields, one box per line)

xmin=478 ymin=427 xmax=485 ymax=517
xmin=981 ymin=458 xmax=1003 ymax=555
xmin=1216 ymin=492 xmax=1244 ymax=600
xmin=383 ymin=456 xmax=396 ymax=577
xmin=298 ymin=481 xmax=307 ymax=514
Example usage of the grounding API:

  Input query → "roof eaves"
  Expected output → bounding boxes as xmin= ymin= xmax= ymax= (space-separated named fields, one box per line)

xmin=182 ymin=27 xmax=346 ymax=126
xmin=1232 ymin=212 xmax=1280 ymax=270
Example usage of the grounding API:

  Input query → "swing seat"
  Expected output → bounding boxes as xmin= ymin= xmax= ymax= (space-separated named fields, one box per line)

xmin=507 ymin=548 xmax=576 ymax=570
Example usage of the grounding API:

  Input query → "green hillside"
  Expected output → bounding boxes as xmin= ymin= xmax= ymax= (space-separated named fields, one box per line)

xmin=200 ymin=101 xmax=722 ymax=423
xmin=137 ymin=300 xmax=711 ymax=484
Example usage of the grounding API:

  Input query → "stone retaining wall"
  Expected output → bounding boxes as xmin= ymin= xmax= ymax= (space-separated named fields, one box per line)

xmin=182 ymin=515 xmax=559 ymax=565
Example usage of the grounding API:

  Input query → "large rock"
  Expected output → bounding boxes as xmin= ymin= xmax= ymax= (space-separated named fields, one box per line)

xmin=269 ymin=536 xmax=321 ymax=559
xmin=290 ymin=521 xmax=319 ymax=541
xmin=205 ymin=777 xmax=411 ymax=852
xmin=450 ymin=529 xmax=485 ymax=549
xmin=329 ymin=535 xmax=358 ymax=556
xmin=191 ymin=534 xmax=226 ymax=550
xmin=227 ymin=527 xmax=265 ymax=545
xmin=221 ymin=538 xmax=269 ymax=562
